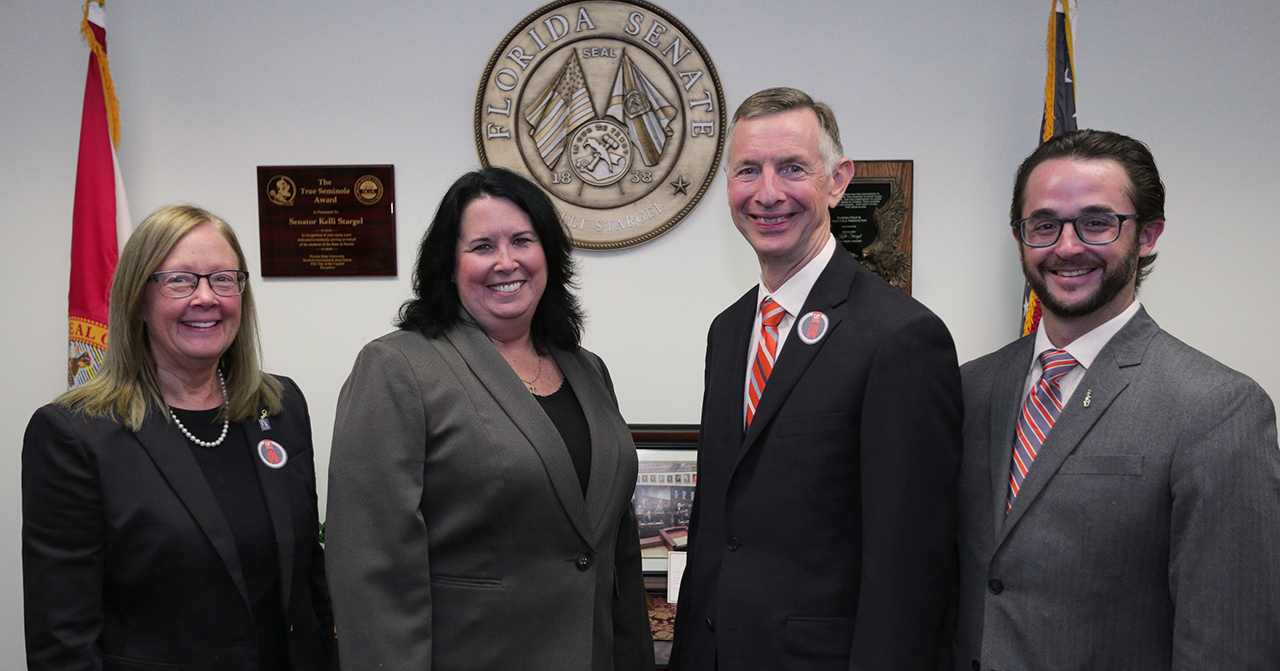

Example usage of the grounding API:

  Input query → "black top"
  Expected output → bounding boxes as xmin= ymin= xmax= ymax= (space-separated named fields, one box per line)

xmin=173 ymin=407 xmax=288 ymax=671
xmin=535 ymin=381 xmax=592 ymax=495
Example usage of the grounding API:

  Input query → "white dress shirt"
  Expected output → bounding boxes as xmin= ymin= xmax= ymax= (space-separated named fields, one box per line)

xmin=1025 ymin=299 xmax=1142 ymax=405
xmin=742 ymin=235 xmax=838 ymax=426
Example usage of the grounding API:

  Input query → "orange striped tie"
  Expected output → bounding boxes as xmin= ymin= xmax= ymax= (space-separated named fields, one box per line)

xmin=747 ymin=298 xmax=786 ymax=429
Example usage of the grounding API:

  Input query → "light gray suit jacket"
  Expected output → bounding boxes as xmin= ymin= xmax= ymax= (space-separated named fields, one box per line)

xmin=955 ymin=307 xmax=1280 ymax=670
xmin=326 ymin=322 xmax=653 ymax=671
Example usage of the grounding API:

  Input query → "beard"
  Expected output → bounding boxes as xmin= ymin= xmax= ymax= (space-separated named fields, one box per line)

xmin=1022 ymin=237 xmax=1139 ymax=320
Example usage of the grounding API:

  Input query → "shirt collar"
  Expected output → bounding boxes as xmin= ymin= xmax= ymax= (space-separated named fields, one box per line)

xmin=755 ymin=235 xmax=836 ymax=316
xmin=1032 ymin=299 xmax=1142 ymax=371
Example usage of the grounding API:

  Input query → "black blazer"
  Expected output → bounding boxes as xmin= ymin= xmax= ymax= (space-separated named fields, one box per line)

xmin=22 ymin=376 xmax=335 ymax=671
xmin=669 ymin=251 xmax=963 ymax=671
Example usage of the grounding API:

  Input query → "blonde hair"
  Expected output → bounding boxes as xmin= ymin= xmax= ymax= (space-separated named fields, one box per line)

xmin=57 ymin=204 xmax=282 ymax=429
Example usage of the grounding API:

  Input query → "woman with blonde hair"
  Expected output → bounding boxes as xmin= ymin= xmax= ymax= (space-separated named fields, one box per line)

xmin=23 ymin=204 xmax=335 ymax=671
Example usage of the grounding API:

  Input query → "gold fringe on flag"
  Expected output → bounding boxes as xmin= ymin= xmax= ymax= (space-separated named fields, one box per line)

xmin=1041 ymin=0 xmax=1076 ymax=144
xmin=80 ymin=0 xmax=121 ymax=149
xmin=1027 ymin=0 xmax=1077 ymax=336
xmin=1022 ymin=292 xmax=1041 ymax=337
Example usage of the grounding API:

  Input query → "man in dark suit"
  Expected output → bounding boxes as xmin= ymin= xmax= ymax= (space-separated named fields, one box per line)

xmin=669 ymin=87 xmax=963 ymax=671
xmin=955 ymin=129 xmax=1280 ymax=670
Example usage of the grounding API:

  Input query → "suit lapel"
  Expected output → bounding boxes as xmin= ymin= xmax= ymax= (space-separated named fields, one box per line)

xmin=709 ymin=291 xmax=756 ymax=446
xmin=245 ymin=402 xmax=296 ymax=608
xmin=444 ymin=320 xmax=595 ymax=546
xmin=989 ymin=338 xmax=1036 ymax=534
xmin=134 ymin=411 xmax=251 ymax=606
xmin=740 ymin=253 xmax=853 ymax=461
xmin=997 ymin=308 xmax=1158 ymax=543
xmin=555 ymin=349 xmax=622 ymax=540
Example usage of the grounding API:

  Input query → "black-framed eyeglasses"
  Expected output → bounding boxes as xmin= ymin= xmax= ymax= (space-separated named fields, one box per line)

xmin=150 ymin=270 xmax=249 ymax=298
xmin=1011 ymin=213 xmax=1139 ymax=248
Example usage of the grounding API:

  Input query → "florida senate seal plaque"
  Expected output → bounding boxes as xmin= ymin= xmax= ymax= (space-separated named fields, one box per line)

xmin=476 ymin=0 xmax=725 ymax=250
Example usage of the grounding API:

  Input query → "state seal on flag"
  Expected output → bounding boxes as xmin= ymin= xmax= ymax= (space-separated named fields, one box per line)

xmin=476 ymin=0 xmax=725 ymax=250
xmin=68 ymin=316 xmax=109 ymax=388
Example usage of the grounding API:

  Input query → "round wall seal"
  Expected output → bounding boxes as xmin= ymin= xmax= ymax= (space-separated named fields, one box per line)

xmin=267 ymin=175 xmax=296 ymax=206
xmin=354 ymin=174 xmax=384 ymax=205
xmin=476 ymin=0 xmax=725 ymax=250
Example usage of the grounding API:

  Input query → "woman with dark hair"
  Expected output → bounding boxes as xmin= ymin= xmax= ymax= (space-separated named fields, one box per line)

xmin=22 ymin=205 xmax=335 ymax=671
xmin=326 ymin=167 xmax=653 ymax=671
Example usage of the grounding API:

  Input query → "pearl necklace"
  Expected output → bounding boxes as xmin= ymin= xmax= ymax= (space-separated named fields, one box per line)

xmin=170 ymin=371 xmax=230 ymax=448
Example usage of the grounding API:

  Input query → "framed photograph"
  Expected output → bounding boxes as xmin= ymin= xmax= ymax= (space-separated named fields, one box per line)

xmin=630 ymin=424 xmax=698 ymax=575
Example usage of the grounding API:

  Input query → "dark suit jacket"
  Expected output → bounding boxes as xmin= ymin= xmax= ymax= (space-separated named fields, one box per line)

xmin=955 ymin=307 xmax=1280 ymax=670
xmin=325 ymin=321 xmax=653 ymax=671
xmin=669 ymin=251 xmax=963 ymax=671
xmin=22 ymin=376 xmax=335 ymax=671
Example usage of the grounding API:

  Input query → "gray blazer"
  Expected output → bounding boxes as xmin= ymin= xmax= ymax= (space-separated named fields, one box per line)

xmin=954 ymin=306 xmax=1280 ymax=670
xmin=325 ymin=322 xmax=653 ymax=671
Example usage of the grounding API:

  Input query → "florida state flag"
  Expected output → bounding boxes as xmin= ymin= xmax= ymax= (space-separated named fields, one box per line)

xmin=68 ymin=0 xmax=131 ymax=388
xmin=605 ymin=50 xmax=676 ymax=167
xmin=1021 ymin=0 xmax=1078 ymax=336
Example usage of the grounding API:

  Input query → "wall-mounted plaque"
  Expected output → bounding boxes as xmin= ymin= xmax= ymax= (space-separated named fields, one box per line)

xmin=830 ymin=160 xmax=913 ymax=293
xmin=256 ymin=165 xmax=395 ymax=277
xmin=476 ymin=0 xmax=726 ymax=250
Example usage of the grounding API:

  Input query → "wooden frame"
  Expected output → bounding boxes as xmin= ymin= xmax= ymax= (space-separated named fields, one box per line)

xmin=829 ymin=160 xmax=913 ymax=293
xmin=630 ymin=424 xmax=698 ymax=576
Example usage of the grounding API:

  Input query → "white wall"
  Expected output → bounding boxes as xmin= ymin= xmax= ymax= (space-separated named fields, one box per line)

xmin=3 ymin=0 xmax=1277 ymax=663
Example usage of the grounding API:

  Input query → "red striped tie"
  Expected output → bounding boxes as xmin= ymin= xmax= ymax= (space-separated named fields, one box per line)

xmin=747 ymin=298 xmax=786 ymax=429
xmin=1008 ymin=349 xmax=1079 ymax=512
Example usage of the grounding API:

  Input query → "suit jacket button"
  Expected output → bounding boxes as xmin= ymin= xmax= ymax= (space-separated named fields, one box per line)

xmin=704 ymin=617 xmax=715 ymax=631
xmin=575 ymin=552 xmax=593 ymax=571
xmin=726 ymin=537 xmax=740 ymax=551
xmin=971 ymin=661 xmax=980 ymax=670
xmin=988 ymin=579 xmax=1003 ymax=594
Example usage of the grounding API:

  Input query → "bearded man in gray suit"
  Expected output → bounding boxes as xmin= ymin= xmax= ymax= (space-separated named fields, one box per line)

xmin=954 ymin=129 xmax=1280 ymax=670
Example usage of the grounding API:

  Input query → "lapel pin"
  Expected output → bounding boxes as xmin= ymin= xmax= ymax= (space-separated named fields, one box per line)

xmin=257 ymin=439 xmax=288 ymax=469
xmin=1083 ymin=389 xmax=1092 ymax=408
xmin=259 ymin=409 xmax=272 ymax=431
xmin=796 ymin=311 xmax=829 ymax=345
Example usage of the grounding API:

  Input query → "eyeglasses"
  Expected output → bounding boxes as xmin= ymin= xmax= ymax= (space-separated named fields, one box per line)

xmin=150 ymin=270 xmax=249 ymax=298
xmin=1011 ymin=213 xmax=1139 ymax=248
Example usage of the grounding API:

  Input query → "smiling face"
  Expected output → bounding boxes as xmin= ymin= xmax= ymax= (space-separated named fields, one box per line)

xmin=454 ymin=196 xmax=548 ymax=342
xmin=1018 ymin=157 xmax=1163 ymax=342
xmin=142 ymin=222 xmax=243 ymax=377
xmin=727 ymin=108 xmax=853 ymax=289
